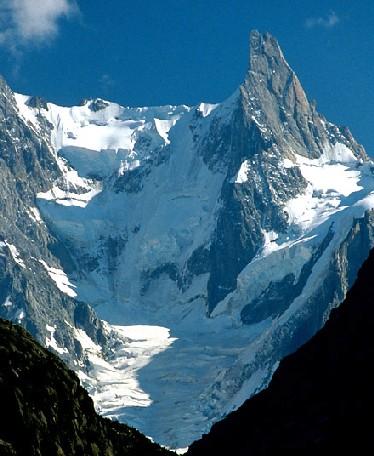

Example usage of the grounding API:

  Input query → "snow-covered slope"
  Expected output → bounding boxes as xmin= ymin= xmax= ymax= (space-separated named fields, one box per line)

xmin=9 ymin=30 xmax=374 ymax=450
xmin=15 ymin=93 xmax=189 ymax=177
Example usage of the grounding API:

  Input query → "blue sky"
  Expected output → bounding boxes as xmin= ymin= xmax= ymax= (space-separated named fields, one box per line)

xmin=0 ymin=1 xmax=373 ymax=152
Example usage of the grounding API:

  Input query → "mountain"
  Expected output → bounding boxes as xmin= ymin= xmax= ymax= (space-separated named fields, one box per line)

xmin=0 ymin=318 xmax=172 ymax=456
xmin=187 ymin=245 xmax=374 ymax=455
xmin=1 ymin=30 xmax=374 ymax=449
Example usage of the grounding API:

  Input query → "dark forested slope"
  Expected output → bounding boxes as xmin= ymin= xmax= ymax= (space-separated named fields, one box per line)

xmin=0 ymin=319 xmax=172 ymax=456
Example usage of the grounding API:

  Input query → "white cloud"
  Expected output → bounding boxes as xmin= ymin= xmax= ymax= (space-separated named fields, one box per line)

xmin=305 ymin=11 xmax=340 ymax=29
xmin=0 ymin=0 xmax=78 ymax=49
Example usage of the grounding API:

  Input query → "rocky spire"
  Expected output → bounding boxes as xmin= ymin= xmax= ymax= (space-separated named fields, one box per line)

xmin=247 ymin=30 xmax=308 ymax=108
xmin=241 ymin=30 xmax=326 ymax=158
xmin=249 ymin=30 xmax=290 ymax=77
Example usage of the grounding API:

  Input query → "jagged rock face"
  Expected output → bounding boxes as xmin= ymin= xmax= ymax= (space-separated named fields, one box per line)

xmin=204 ymin=97 xmax=307 ymax=310
xmin=0 ymin=319 xmax=171 ymax=456
xmin=0 ymin=77 xmax=108 ymax=365
xmin=2 ymin=30 xmax=374 ymax=449
xmin=243 ymin=31 xmax=327 ymax=159
xmin=187 ymin=246 xmax=374 ymax=456
xmin=201 ymin=30 xmax=367 ymax=311
xmin=242 ymin=31 xmax=366 ymax=160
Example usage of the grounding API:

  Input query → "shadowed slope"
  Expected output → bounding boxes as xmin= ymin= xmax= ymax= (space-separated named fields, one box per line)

xmin=188 ymin=246 xmax=374 ymax=455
